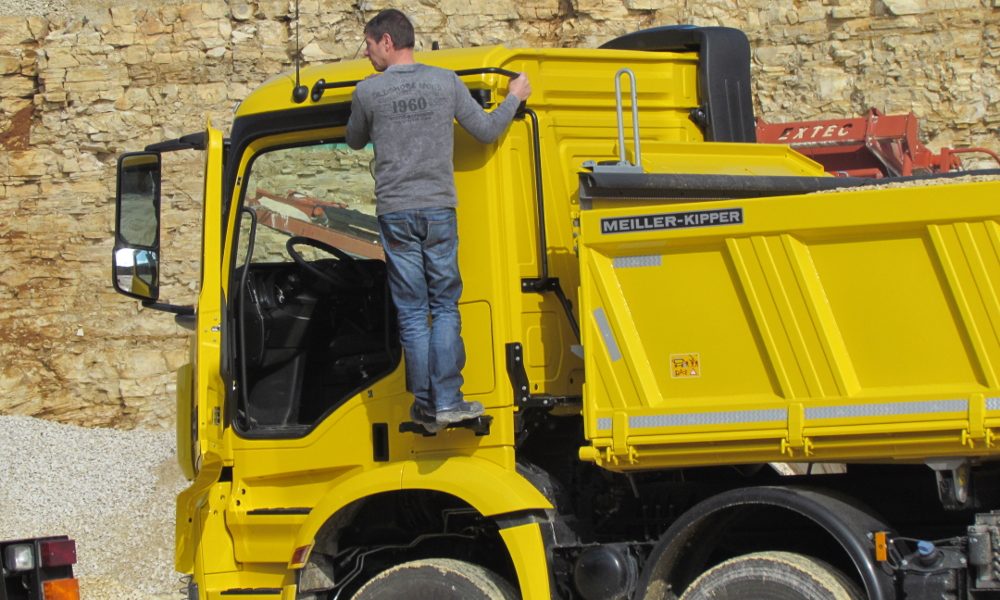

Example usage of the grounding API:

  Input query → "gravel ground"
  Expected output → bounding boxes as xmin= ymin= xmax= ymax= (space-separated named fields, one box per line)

xmin=0 ymin=415 xmax=187 ymax=599
xmin=0 ymin=0 xmax=66 ymax=15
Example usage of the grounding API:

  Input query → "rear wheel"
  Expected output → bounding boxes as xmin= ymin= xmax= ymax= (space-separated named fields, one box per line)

xmin=679 ymin=551 xmax=863 ymax=600
xmin=351 ymin=558 xmax=518 ymax=600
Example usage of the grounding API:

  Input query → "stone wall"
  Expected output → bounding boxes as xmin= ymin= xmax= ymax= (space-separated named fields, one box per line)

xmin=2 ymin=0 xmax=999 ymax=429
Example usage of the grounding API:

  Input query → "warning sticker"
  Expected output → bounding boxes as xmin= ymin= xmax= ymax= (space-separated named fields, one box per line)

xmin=671 ymin=353 xmax=701 ymax=378
xmin=601 ymin=208 xmax=743 ymax=235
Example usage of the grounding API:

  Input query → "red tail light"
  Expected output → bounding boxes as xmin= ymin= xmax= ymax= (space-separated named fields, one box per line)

xmin=39 ymin=539 xmax=76 ymax=567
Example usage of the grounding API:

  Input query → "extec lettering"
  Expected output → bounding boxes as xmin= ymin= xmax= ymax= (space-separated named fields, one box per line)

xmin=777 ymin=123 xmax=854 ymax=141
xmin=601 ymin=208 xmax=744 ymax=234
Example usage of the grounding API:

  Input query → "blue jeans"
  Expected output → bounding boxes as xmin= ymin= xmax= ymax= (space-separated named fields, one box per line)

xmin=378 ymin=207 xmax=466 ymax=415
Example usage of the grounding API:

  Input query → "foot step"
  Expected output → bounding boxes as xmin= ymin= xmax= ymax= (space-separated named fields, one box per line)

xmin=399 ymin=415 xmax=493 ymax=437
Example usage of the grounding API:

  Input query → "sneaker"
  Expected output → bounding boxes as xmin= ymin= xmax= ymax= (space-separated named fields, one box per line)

xmin=409 ymin=403 xmax=441 ymax=433
xmin=436 ymin=401 xmax=485 ymax=426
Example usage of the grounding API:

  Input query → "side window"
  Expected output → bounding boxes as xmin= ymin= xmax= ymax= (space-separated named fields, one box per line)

xmin=239 ymin=142 xmax=380 ymax=265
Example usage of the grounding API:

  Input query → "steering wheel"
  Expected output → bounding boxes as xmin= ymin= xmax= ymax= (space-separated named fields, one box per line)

xmin=286 ymin=236 xmax=373 ymax=289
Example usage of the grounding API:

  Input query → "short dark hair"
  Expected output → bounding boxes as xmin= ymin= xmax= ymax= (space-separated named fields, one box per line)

xmin=364 ymin=9 xmax=414 ymax=50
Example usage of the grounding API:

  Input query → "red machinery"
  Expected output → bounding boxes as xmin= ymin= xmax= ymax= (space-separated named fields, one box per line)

xmin=756 ymin=108 xmax=1000 ymax=178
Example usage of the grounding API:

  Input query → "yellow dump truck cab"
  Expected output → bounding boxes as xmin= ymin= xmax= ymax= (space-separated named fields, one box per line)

xmin=113 ymin=25 xmax=1000 ymax=600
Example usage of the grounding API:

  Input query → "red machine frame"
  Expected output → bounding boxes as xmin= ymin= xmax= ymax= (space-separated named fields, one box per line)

xmin=757 ymin=108 xmax=1000 ymax=178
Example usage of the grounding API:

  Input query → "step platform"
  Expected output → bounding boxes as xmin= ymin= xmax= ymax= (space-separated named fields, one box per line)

xmin=399 ymin=415 xmax=493 ymax=437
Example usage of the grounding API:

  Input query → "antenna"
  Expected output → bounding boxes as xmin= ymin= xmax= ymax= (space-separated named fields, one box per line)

xmin=292 ymin=0 xmax=308 ymax=103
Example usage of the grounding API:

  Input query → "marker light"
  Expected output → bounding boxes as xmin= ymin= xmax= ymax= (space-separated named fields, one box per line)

xmin=3 ymin=543 xmax=34 ymax=572
xmin=42 ymin=577 xmax=81 ymax=600
xmin=874 ymin=531 xmax=889 ymax=562
xmin=40 ymin=539 xmax=77 ymax=567
xmin=289 ymin=543 xmax=313 ymax=568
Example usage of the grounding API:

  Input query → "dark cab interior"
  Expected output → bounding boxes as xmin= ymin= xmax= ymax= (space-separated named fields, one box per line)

xmin=233 ymin=235 xmax=399 ymax=435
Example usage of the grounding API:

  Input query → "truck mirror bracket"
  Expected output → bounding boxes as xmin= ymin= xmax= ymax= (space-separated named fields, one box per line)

xmin=141 ymin=301 xmax=195 ymax=316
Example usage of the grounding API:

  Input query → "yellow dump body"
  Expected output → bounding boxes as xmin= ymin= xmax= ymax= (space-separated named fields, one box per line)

xmin=577 ymin=161 xmax=1000 ymax=470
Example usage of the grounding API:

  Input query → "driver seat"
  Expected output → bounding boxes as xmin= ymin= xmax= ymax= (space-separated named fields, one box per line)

xmin=327 ymin=333 xmax=395 ymax=381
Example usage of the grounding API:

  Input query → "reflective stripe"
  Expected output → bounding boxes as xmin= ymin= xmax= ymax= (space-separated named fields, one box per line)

xmin=596 ymin=409 xmax=786 ymax=432
xmin=613 ymin=255 xmax=662 ymax=269
xmin=805 ymin=399 xmax=967 ymax=420
xmin=988 ymin=397 xmax=1000 ymax=411
xmin=593 ymin=308 xmax=622 ymax=362
xmin=632 ymin=409 xmax=787 ymax=429
xmin=594 ymin=399 xmax=982 ymax=433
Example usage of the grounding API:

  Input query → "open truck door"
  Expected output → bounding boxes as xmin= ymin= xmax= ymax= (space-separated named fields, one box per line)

xmin=111 ymin=125 xmax=230 ymax=581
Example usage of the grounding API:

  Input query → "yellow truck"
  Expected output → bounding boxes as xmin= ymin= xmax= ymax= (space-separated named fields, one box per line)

xmin=112 ymin=25 xmax=1000 ymax=600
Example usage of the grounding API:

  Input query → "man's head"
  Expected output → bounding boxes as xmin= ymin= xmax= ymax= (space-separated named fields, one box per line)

xmin=362 ymin=9 xmax=415 ymax=72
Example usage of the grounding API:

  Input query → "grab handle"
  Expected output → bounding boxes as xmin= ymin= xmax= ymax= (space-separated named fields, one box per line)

xmin=615 ymin=68 xmax=642 ymax=170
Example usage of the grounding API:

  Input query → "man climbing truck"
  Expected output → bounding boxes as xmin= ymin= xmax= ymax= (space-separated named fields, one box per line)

xmin=112 ymin=25 xmax=1000 ymax=600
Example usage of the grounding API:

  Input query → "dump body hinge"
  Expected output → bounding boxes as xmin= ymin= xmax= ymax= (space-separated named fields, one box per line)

xmin=928 ymin=459 xmax=972 ymax=511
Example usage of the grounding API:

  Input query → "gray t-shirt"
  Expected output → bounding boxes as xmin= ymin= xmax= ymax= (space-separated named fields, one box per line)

xmin=346 ymin=63 xmax=521 ymax=215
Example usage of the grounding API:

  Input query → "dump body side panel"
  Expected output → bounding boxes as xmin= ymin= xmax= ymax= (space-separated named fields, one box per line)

xmin=578 ymin=175 xmax=1000 ymax=469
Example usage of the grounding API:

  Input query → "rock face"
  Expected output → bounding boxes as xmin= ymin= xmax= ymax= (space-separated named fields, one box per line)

xmin=1 ymin=1 xmax=999 ymax=429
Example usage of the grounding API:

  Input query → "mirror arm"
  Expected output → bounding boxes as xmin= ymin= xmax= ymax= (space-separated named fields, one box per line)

xmin=174 ymin=313 xmax=197 ymax=331
xmin=141 ymin=300 xmax=196 ymax=317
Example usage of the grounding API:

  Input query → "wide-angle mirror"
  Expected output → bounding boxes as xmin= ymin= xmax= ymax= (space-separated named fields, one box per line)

xmin=113 ymin=247 xmax=159 ymax=300
xmin=113 ymin=152 xmax=162 ymax=301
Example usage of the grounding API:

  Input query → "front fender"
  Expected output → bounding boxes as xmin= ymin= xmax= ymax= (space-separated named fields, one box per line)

xmin=291 ymin=457 xmax=554 ymax=598
xmin=292 ymin=456 xmax=552 ymax=557
xmin=292 ymin=463 xmax=407 ymax=560
xmin=404 ymin=456 xmax=556 ymax=600
xmin=400 ymin=456 xmax=553 ymax=515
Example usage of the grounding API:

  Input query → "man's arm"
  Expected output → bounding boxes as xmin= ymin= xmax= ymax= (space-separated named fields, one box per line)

xmin=453 ymin=73 xmax=532 ymax=144
xmin=345 ymin=90 xmax=370 ymax=150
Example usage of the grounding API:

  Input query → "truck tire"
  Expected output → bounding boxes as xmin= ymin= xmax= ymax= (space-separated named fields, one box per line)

xmin=678 ymin=551 xmax=863 ymax=600
xmin=351 ymin=558 xmax=518 ymax=600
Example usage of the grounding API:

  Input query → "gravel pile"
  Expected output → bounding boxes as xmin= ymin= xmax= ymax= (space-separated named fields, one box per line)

xmin=818 ymin=172 xmax=1000 ymax=193
xmin=0 ymin=415 xmax=187 ymax=599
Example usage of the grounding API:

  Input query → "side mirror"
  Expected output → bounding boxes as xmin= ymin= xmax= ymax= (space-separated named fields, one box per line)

xmin=113 ymin=152 xmax=161 ymax=301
